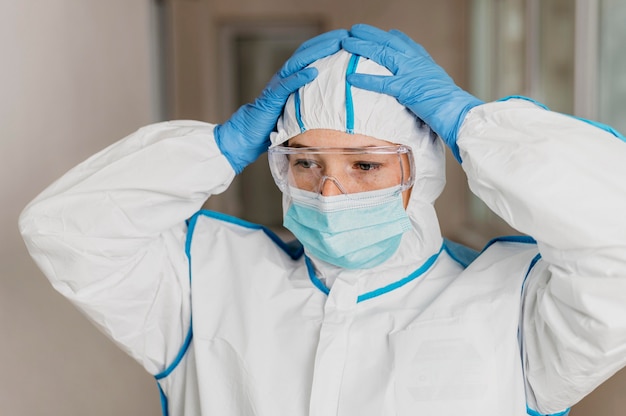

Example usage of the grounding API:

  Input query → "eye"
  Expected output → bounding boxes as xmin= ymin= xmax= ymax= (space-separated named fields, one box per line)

xmin=293 ymin=159 xmax=319 ymax=169
xmin=354 ymin=162 xmax=382 ymax=171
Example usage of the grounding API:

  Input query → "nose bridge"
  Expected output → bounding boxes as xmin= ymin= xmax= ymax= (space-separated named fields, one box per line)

xmin=317 ymin=156 xmax=349 ymax=195
xmin=319 ymin=175 xmax=347 ymax=196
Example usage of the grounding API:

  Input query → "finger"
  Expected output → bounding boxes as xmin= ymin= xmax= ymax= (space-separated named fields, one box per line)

xmin=342 ymin=38 xmax=403 ymax=73
xmin=264 ymin=67 xmax=318 ymax=104
xmin=279 ymin=36 xmax=345 ymax=77
xmin=349 ymin=24 xmax=408 ymax=53
xmin=350 ymin=24 xmax=390 ymax=41
xmin=346 ymin=73 xmax=402 ymax=97
xmin=278 ymin=67 xmax=318 ymax=94
xmin=388 ymin=29 xmax=433 ymax=61
xmin=293 ymin=29 xmax=349 ymax=53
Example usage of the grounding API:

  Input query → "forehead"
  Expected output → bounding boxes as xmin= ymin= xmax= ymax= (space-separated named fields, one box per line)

xmin=287 ymin=129 xmax=394 ymax=147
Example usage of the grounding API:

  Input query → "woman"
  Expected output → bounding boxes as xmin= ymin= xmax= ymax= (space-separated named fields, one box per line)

xmin=20 ymin=24 xmax=626 ymax=415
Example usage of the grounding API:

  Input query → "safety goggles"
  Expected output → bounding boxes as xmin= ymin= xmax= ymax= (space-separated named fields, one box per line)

xmin=268 ymin=145 xmax=415 ymax=196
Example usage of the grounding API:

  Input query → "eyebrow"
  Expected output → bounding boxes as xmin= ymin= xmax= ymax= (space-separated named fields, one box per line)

xmin=285 ymin=142 xmax=388 ymax=149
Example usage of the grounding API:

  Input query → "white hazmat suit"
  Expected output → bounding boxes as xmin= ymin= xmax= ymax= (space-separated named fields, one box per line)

xmin=19 ymin=46 xmax=626 ymax=416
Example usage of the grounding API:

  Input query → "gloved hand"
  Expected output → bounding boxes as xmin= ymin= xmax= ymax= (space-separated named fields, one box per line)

xmin=342 ymin=24 xmax=483 ymax=163
xmin=215 ymin=29 xmax=349 ymax=174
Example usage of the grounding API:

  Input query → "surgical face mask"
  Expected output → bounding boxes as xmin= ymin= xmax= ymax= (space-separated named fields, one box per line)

xmin=268 ymin=145 xmax=415 ymax=197
xmin=283 ymin=186 xmax=412 ymax=269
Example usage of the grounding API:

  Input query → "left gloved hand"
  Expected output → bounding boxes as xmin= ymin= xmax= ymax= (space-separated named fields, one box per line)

xmin=215 ymin=29 xmax=349 ymax=174
xmin=342 ymin=24 xmax=483 ymax=163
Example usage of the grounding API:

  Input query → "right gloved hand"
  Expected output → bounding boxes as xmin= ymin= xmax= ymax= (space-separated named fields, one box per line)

xmin=215 ymin=29 xmax=349 ymax=174
xmin=342 ymin=24 xmax=483 ymax=163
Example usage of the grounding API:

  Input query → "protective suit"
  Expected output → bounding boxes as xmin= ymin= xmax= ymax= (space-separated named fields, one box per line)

xmin=19 ymin=28 xmax=626 ymax=416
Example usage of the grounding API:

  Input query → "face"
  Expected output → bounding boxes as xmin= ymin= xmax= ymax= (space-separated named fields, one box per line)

xmin=286 ymin=129 xmax=413 ymax=207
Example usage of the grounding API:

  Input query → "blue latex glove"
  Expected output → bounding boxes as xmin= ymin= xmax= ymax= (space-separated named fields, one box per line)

xmin=215 ymin=29 xmax=349 ymax=174
xmin=342 ymin=24 xmax=483 ymax=163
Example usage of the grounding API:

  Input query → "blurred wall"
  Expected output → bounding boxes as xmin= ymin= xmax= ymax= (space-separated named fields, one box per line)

xmin=1 ymin=1 xmax=162 ymax=415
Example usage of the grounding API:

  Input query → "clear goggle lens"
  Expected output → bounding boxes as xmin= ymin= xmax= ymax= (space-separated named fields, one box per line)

xmin=268 ymin=145 xmax=415 ymax=196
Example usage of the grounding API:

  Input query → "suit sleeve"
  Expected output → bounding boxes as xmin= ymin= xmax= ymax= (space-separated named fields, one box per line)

xmin=457 ymin=98 xmax=626 ymax=413
xmin=19 ymin=120 xmax=236 ymax=375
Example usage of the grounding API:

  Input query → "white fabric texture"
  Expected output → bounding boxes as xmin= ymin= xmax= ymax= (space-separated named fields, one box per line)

xmin=459 ymin=100 xmax=626 ymax=413
xmin=19 ymin=60 xmax=626 ymax=415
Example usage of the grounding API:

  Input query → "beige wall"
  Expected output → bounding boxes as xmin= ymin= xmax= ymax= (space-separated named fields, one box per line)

xmin=1 ymin=1 xmax=161 ymax=415
xmin=2 ymin=0 xmax=624 ymax=415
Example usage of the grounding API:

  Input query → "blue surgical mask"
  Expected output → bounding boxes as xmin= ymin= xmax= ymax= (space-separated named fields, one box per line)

xmin=283 ymin=187 xmax=412 ymax=269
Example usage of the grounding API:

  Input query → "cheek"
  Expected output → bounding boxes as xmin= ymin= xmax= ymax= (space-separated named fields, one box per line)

xmin=402 ymin=187 xmax=413 ymax=209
